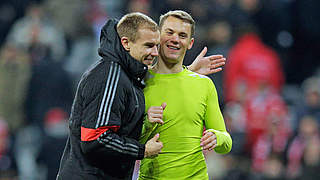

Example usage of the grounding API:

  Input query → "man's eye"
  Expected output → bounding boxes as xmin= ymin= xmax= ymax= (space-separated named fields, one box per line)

xmin=180 ymin=34 xmax=187 ymax=38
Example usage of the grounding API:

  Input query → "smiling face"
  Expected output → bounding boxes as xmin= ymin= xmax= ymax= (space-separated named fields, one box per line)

xmin=123 ymin=27 xmax=160 ymax=68
xmin=117 ymin=12 xmax=160 ymax=69
xmin=159 ymin=16 xmax=194 ymax=64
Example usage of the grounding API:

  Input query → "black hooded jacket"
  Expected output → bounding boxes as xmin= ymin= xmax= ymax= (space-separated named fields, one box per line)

xmin=57 ymin=19 xmax=148 ymax=180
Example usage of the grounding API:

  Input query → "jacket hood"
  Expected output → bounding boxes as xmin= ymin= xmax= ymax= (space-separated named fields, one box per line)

xmin=98 ymin=19 xmax=148 ymax=85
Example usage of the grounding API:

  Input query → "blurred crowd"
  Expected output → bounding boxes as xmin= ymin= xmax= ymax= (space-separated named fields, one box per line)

xmin=0 ymin=0 xmax=319 ymax=180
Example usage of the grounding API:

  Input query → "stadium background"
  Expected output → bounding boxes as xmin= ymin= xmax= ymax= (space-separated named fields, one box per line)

xmin=0 ymin=0 xmax=319 ymax=179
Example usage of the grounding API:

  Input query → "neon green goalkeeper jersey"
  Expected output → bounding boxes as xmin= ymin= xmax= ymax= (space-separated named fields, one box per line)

xmin=139 ymin=67 xmax=232 ymax=180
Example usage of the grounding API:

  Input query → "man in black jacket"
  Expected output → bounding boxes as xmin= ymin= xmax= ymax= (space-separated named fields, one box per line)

xmin=57 ymin=11 xmax=226 ymax=180
xmin=57 ymin=13 xmax=163 ymax=180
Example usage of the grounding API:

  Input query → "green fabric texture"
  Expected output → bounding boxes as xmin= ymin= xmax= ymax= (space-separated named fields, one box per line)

xmin=139 ymin=68 xmax=232 ymax=179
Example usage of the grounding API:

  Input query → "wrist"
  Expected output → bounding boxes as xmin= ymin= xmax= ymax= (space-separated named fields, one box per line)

xmin=138 ymin=143 xmax=146 ymax=160
xmin=144 ymin=143 xmax=149 ymax=158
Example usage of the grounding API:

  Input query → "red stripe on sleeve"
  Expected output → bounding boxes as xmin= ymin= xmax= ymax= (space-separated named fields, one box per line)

xmin=81 ymin=126 xmax=120 ymax=141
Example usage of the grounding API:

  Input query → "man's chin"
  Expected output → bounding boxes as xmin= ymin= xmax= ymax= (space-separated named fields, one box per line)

xmin=147 ymin=64 xmax=154 ymax=70
xmin=163 ymin=53 xmax=179 ymax=61
xmin=164 ymin=56 xmax=180 ymax=63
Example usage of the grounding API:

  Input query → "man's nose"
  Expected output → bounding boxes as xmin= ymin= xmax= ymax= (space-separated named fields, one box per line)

xmin=171 ymin=34 xmax=179 ymax=43
xmin=151 ymin=46 xmax=159 ymax=56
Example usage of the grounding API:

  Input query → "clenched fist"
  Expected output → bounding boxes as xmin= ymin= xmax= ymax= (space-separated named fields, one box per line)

xmin=144 ymin=133 xmax=163 ymax=158
xmin=147 ymin=102 xmax=167 ymax=125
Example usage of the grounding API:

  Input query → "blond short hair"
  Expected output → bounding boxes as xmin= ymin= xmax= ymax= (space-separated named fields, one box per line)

xmin=117 ymin=12 xmax=158 ymax=42
xmin=159 ymin=10 xmax=195 ymax=37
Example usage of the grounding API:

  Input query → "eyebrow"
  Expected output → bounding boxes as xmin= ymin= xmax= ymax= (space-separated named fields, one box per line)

xmin=165 ymin=28 xmax=189 ymax=37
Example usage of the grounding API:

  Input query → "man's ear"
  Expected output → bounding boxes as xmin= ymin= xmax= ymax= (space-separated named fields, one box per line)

xmin=188 ymin=38 xmax=194 ymax=50
xmin=121 ymin=37 xmax=130 ymax=51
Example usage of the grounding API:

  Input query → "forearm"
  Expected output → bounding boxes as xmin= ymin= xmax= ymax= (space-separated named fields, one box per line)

xmin=81 ymin=129 xmax=145 ymax=161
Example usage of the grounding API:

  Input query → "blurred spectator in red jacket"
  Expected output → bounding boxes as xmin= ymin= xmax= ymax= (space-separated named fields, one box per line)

xmin=224 ymin=25 xmax=285 ymax=103
xmin=245 ymin=87 xmax=290 ymax=154
xmin=250 ymin=91 xmax=291 ymax=171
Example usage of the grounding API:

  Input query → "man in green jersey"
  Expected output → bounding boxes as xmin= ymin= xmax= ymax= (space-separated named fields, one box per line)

xmin=139 ymin=10 xmax=232 ymax=179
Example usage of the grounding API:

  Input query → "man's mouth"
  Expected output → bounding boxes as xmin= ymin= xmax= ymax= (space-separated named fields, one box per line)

xmin=144 ymin=57 xmax=154 ymax=64
xmin=167 ymin=45 xmax=180 ymax=50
